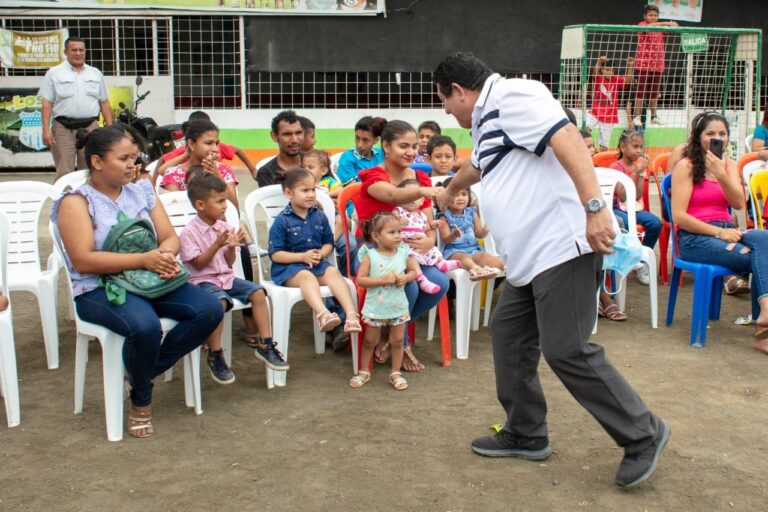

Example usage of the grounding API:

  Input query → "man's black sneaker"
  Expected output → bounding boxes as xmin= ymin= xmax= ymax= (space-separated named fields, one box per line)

xmin=471 ymin=430 xmax=552 ymax=459
xmin=254 ymin=338 xmax=289 ymax=371
xmin=207 ymin=349 xmax=235 ymax=384
xmin=615 ymin=419 xmax=670 ymax=489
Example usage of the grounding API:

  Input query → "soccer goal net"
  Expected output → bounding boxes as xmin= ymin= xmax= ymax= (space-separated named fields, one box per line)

xmin=559 ymin=24 xmax=762 ymax=157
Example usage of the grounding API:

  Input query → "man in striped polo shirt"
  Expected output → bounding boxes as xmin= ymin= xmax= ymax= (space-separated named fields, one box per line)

xmin=433 ymin=52 xmax=669 ymax=489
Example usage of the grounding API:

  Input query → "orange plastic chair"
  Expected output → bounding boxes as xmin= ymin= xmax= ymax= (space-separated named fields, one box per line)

xmin=650 ymin=153 xmax=672 ymax=284
xmin=737 ymin=151 xmax=761 ymax=175
xmin=592 ymin=151 xmax=619 ymax=168
xmin=337 ymin=184 xmax=452 ymax=368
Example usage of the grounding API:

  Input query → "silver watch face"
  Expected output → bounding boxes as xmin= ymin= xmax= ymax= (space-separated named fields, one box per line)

xmin=587 ymin=198 xmax=603 ymax=213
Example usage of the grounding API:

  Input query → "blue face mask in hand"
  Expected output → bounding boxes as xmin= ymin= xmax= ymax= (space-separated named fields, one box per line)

xmin=602 ymin=231 xmax=643 ymax=294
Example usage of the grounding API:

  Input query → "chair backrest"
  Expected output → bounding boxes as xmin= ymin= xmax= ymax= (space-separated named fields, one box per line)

xmin=256 ymin=155 xmax=277 ymax=171
xmin=594 ymin=167 xmax=638 ymax=237
xmin=593 ymin=151 xmax=619 ymax=168
xmin=53 ymin=169 xmax=88 ymax=196
xmin=337 ymin=183 xmax=362 ymax=277
xmin=660 ymin=173 xmax=678 ymax=255
xmin=244 ymin=185 xmax=336 ymax=282
xmin=0 ymin=182 xmax=57 ymax=274
xmin=329 ymin=152 xmax=343 ymax=174
xmin=49 ymin=222 xmax=75 ymax=299
xmin=0 ymin=211 xmax=10 ymax=298
xmin=750 ymin=170 xmax=768 ymax=229
xmin=411 ymin=162 xmax=432 ymax=174
xmin=159 ymin=191 xmax=244 ymax=277
xmin=746 ymin=134 xmax=755 ymax=152
xmin=742 ymin=159 xmax=767 ymax=222
xmin=737 ymin=151 xmax=760 ymax=174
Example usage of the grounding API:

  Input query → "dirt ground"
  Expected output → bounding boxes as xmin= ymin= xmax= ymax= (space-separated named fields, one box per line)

xmin=1 ymin=171 xmax=768 ymax=512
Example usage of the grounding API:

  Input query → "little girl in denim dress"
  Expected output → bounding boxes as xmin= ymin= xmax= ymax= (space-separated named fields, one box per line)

xmin=438 ymin=179 xmax=506 ymax=281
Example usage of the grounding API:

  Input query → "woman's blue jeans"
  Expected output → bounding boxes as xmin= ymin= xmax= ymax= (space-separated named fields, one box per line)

xmin=75 ymin=283 xmax=224 ymax=407
xmin=678 ymin=221 xmax=768 ymax=319
xmin=613 ymin=208 xmax=662 ymax=249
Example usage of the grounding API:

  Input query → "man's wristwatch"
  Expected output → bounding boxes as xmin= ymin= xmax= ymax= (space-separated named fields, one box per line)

xmin=584 ymin=198 xmax=607 ymax=214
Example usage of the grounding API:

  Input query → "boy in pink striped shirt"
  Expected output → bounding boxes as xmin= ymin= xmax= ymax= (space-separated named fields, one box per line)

xmin=180 ymin=173 xmax=287 ymax=384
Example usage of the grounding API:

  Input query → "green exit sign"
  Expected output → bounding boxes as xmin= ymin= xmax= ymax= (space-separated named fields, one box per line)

xmin=681 ymin=33 xmax=709 ymax=53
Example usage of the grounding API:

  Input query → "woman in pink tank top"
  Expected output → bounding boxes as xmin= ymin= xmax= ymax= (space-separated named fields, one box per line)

xmin=671 ymin=112 xmax=768 ymax=354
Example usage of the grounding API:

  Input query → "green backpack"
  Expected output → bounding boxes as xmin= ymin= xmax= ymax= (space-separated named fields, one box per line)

xmin=99 ymin=211 xmax=189 ymax=305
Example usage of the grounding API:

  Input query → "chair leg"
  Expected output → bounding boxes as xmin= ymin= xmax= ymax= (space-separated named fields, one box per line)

xmin=690 ymin=270 xmax=712 ymax=347
xmin=184 ymin=348 xmax=203 ymax=415
xmin=483 ymin=278 xmax=494 ymax=327
xmin=269 ymin=295 xmax=293 ymax=389
xmin=102 ymin=337 xmax=125 ymax=442
xmin=438 ymin=296 xmax=451 ymax=367
xmin=454 ymin=278 xmax=474 ymax=360
xmin=38 ymin=281 xmax=60 ymax=370
xmin=221 ymin=311 xmax=233 ymax=367
xmin=709 ymin=276 xmax=724 ymax=321
xmin=644 ymin=251 xmax=658 ymax=328
xmin=659 ymin=224 xmax=670 ymax=285
xmin=74 ymin=334 xmax=89 ymax=414
xmin=0 ymin=336 xmax=20 ymax=427
xmin=471 ymin=284 xmax=481 ymax=332
xmin=666 ymin=267 xmax=682 ymax=326
xmin=426 ymin=308 xmax=436 ymax=341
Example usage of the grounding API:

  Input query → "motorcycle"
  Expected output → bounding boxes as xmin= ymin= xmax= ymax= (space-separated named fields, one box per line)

xmin=117 ymin=77 xmax=184 ymax=161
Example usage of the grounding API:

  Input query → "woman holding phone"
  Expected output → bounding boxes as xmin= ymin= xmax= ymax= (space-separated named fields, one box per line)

xmin=671 ymin=111 xmax=768 ymax=353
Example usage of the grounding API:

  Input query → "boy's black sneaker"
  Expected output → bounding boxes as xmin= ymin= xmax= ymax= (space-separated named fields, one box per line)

xmin=330 ymin=325 xmax=349 ymax=352
xmin=254 ymin=338 xmax=289 ymax=371
xmin=471 ymin=430 xmax=552 ymax=460
xmin=615 ymin=419 xmax=670 ymax=489
xmin=207 ymin=349 xmax=235 ymax=385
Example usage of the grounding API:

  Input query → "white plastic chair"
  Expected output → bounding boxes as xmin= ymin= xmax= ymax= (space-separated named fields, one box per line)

xmin=256 ymin=155 xmax=277 ymax=171
xmin=53 ymin=169 xmax=88 ymax=196
xmin=160 ymin=191 xmax=253 ymax=368
xmin=743 ymin=159 xmax=767 ymax=222
xmin=595 ymin=167 xmax=658 ymax=328
xmin=329 ymin=152 xmax=343 ymax=178
xmin=50 ymin=223 xmax=203 ymax=441
xmin=0 ymin=182 xmax=60 ymax=369
xmin=0 ymin=212 xmax=20 ymax=427
xmin=424 ymin=175 xmax=492 ymax=359
xmin=745 ymin=134 xmax=755 ymax=153
xmin=244 ymin=185 xmax=359 ymax=388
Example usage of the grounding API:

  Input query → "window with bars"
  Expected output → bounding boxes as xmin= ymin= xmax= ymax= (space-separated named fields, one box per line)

xmin=1 ymin=17 xmax=171 ymax=78
xmin=3 ymin=15 xmax=767 ymax=111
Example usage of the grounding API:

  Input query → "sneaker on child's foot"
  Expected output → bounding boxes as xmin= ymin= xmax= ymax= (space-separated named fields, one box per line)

xmin=254 ymin=338 xmax=290 ymax=371
xmin=207 ymin=349 xmax=235 ymax=384
xmin=329 ymin=325 xmax=349 ymax=352
xmin=632 ymin=116 xmax=643 ymax=127
xmin=650 ymin=116 xmax=664 ymax=126
xmin=635 ymin=264 xmax=651 ymax=285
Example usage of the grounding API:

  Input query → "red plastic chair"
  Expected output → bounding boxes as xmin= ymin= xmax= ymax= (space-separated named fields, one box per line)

xmin=337 ymin=184 xmax=452 ymax=369
xmin=651 ymin=153 xmax=672 ymax=284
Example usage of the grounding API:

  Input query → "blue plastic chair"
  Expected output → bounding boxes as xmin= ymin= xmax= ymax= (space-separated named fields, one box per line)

xmin=661 ymin=174 xmax=737 ymax=347
xmin=411 ymin=162 xmax=433 ymax=174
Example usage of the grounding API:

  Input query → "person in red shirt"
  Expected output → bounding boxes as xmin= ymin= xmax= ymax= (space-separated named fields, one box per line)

xmin=587 ymin=55 xmax=634 ymax=151
xmin=152 ymin=111 xmax=257 ymax=181
xmin=633 ymin=4 xmax=678 ymax=128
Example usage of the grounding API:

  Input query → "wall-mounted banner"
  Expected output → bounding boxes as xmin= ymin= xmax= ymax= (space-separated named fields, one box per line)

xmin=41 ymin=0 xmax=384 ymax=15
xmin=648 ymin=0 xmax=703 ymax=23
xmin=0 ymin=29 xmax=69 ymax=69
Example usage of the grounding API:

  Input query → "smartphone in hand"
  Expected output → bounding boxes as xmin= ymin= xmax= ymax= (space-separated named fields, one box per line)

xmin=710 ymin=138 xmax=724 ymax=159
